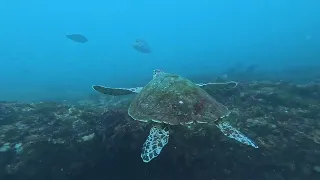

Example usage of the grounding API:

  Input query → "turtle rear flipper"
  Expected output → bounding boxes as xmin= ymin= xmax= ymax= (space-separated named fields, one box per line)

xmin=92 ymin=85 xmax=142 ymax=96
xmin=141 ymin=126 xmax=169 ymax=163
xmin=217 ymin=121 xmax=258 ymax=148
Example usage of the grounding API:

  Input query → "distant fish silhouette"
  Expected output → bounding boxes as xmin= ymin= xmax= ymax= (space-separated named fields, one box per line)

xmin=132 ymin=39 xmax=151 ymax=53
xmin=66 ymin=34 xmax=88 ymax=43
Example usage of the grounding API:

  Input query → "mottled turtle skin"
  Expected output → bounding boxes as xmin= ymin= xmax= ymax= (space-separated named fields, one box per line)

xmin=128 ymin=72 xmax=230 ymax=125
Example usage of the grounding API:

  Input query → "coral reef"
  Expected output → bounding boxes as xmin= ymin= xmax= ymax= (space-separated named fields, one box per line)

xmin=0 ymin=81 xmax=320 ymax=180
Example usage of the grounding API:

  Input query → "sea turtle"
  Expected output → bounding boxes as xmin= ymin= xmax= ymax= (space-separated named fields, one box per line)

xmin=92 ymin=70 xmax=258 ymax=163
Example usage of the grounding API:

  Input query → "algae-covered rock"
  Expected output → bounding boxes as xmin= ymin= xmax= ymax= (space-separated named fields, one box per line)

xmin=0 ymin=81 xmax=319 ymax=180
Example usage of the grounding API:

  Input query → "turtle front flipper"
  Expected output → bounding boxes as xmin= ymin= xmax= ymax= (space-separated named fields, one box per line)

xmin=196 ymin=81 xmax=238 ymax=88
xmin=216 ymin=121 xmax=258 ymax=148
xmin=141 ymin=126 xmax=169 ymax=163
xmin=92 ymin=85 xmax=142 ymax=96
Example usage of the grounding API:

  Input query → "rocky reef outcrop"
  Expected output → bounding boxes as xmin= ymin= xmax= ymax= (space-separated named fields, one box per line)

xmin=0 ymin=81 xmax=320 ymax=180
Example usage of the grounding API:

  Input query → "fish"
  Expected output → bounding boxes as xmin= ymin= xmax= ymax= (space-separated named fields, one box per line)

xmin=66 ymin=34 xmax=88 ymax=43
xmin=132 ymin=39 xmax=151 ymax=53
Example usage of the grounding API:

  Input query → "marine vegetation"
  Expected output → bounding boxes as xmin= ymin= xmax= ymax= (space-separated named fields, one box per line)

xmin=0 ymin=80 xmax=319 ymax=180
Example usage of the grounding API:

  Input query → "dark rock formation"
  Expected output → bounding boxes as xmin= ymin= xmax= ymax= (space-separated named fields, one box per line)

xmin=0 ymin=81 xmax=320 ymax=180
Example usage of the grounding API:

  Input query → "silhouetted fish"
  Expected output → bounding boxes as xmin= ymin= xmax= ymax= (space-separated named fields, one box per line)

xmin=66 ymin=34 xmax=88 ymax=43
xmin=132 ymin=39 xmax=151 ymax=53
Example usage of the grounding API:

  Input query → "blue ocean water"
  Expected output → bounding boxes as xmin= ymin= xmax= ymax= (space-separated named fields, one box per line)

xmin=0 ymin=0 xmax=319 ymax=101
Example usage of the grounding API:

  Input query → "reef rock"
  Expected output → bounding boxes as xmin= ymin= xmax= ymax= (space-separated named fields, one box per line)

xmin=0 ymin=81 xmax=320 ymax=180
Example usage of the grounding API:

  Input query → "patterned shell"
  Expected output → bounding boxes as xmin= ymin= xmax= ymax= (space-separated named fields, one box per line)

xmin=128 ymin=73 xmax=230 ymax=125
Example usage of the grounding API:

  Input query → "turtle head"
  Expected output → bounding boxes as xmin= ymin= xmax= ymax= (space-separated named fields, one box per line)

xmin=153 ymin=69 xmax=164 ymax=78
